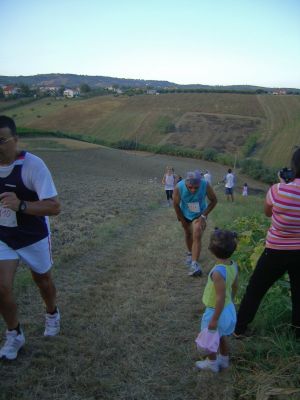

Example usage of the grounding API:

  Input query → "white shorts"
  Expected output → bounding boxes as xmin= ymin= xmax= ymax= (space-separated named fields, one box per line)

xmin=0 ymin=236 xmax=53 ymax=274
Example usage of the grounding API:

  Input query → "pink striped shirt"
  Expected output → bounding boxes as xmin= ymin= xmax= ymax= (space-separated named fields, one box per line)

xmin=266 ymin=178 xmax=300 ymax=250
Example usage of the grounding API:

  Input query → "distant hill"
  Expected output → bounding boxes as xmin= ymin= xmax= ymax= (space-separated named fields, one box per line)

xmin=3 ymin=92 xmax=300 ymax=168
xmin=0 ymin=73 xmax=299 ymax=93
xmin=0 ymin=73 xmax=175 ymax=89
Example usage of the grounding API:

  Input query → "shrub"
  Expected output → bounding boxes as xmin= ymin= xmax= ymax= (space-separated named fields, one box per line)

xmin=202 ymin=147 xmax=218 ymax=161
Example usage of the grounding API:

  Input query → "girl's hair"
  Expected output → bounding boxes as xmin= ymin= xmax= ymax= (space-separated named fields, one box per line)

xmin=209 ymin=228 xmax=237 ymax=259
xmin=291 ymin=148 xmax=300 ymax=178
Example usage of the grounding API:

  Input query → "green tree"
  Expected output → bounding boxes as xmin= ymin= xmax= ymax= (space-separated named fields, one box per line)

xmin=19 ymin=83 xmax=31 ymax=97
xmin=80 ymin=84 xmax=91 ymax=93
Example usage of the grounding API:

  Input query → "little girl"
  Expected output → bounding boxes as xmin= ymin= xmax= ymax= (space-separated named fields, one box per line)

xmin=196 ymin=229 xmax=238 ymax=372
xmin=242 ymin=183 xmax=248 ymax=196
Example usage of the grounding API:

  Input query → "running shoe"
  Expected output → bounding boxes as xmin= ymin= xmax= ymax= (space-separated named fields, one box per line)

xmin=44 ymin=308 xmax=61 ymax=337
xmin=0 ymin=329 xmax=25 ymax=360
xmin=188 ymin=261 xmax=203 ymax=277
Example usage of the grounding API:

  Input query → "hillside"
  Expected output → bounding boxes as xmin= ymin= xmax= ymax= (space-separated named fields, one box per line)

xmin=3 ymin=92 xmax=300 ymax=167
xmin=0 ymin=73 xmax=175 ymax=89
xmin=1 ymin=73 xmax=300 ymax=93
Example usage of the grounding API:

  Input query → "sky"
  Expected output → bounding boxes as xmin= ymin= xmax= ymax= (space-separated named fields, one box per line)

xmin=1 ymin=0 xmax=300 ymax=88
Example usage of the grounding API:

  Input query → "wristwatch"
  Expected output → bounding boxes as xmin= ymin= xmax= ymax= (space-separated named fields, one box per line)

xmin=18 ymin=200 xmax=27 ymax=213
xmin=200 ymin=214 xmax=207 ymax=221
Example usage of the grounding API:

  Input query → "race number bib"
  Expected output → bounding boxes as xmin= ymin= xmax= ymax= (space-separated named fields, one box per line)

xmin=0 ymin=205 xmax=18 ymax=227
xmin=187 ymin=202 xmax=200 ymax=213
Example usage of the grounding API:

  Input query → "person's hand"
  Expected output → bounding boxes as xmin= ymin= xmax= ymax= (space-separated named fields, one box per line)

xmin=0 ymin=192 xmax=20 ymax=211
xmin=200 ymin=216 xmax=207 ymax=230
xmin=208 ymin=319 xmax=218 ymax=331
xmin=277 ymin=171 xmax=286 ymax=183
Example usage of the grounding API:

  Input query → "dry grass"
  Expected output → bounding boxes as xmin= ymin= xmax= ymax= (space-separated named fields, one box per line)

xmin=0 ymin=145 xmax=270 ymax=399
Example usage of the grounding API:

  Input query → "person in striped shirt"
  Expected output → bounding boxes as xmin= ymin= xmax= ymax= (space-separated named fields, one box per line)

xmin=234 ymin=148 xmax=300 ymax=339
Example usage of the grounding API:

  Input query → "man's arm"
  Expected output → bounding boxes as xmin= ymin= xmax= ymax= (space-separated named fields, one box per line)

xmin=202 ymin=183 xmax=217 ymax=218
xmin=0 ymin=192 xmax=60 ymax=216
xmin=173 ymin=186 xmax=184 ymax=221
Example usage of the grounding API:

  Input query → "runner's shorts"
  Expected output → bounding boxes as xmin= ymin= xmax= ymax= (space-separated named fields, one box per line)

xmin=0 ymin=236 xmax=53 ymax=274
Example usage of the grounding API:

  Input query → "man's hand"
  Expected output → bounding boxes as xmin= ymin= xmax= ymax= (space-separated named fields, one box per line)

xmin=0 ymin=192 xmax=20 ymax=211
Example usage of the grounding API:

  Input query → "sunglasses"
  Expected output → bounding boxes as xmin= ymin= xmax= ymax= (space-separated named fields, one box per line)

xmin=0 ymin=137 xmax=14 ymax=145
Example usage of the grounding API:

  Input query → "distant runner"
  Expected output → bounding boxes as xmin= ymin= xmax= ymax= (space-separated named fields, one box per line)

xmin=173 ymin=170 xmax=217 ymax=276
xmin=0 ymin=115 xmax=61 ymax=361
xmin=162 ymin=166 xmax=177 ymax=206
xmin=203 ymin=170 xmax=212 ymax=185
xmin=223 ymin=169 xmax=235 ymax=202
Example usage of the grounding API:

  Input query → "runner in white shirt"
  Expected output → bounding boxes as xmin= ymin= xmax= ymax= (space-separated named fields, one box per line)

xmin=162 ymin=166 xmax=177 ymax=206
xmin=224 ymin=169 xmax=235 ymax=202
xmin=0 ymin=115 xmax=61 ymax=361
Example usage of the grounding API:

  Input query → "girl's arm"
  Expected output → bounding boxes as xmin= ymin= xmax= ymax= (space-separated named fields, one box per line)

xmin=208 ymin=272 xmax=226 ymax=331
xmin=162 ymin=174 xmax=166 ymax=184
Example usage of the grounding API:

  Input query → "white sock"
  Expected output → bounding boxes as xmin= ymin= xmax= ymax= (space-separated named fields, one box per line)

xmin=219 ymin=355 xmax=229 ymax=361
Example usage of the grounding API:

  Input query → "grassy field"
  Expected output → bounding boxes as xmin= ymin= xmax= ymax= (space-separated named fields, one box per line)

xmin=3 ymin=92 xmax=300 ymax=167
xmin=1 ymin=141 xmax=299 ymax=399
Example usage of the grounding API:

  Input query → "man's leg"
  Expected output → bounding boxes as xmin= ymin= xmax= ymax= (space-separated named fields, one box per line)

xmin=183 ymin=223 xmax=193 ymax=253
xmin=191 ymin=218 xmax=204 ymax=262
xmin=31 ymin=270 xmax=60 ymax=336
xmin=0 ymin=259 xmax=25 ymax=360
xmin=235 ymin=250 xmax=286 ymax=335
xmin=187 ymin=219 xmax=204 ymax=276
xmin=0 ymin=260 xmax=19 ymax=329
xmin=31 ymin=270 xmax=57 ymax=314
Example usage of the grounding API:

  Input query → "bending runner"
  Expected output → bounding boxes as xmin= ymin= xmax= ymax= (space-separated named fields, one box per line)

xmin=173 ymin=170 xmax=217 ymax=276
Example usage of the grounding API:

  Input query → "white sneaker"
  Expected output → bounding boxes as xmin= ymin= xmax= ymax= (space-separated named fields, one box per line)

xmin=44 ymin=308 xmax=60 ymax=337
xmin=195 ymin=358 xmax=219 ymax=373
xmin=188 ymin=261 xmax=203 ymax=277
xmin=217 ymin=354 xmax=229 ymax=369
xmin=0 ymin=329 xmax=25 ymax=360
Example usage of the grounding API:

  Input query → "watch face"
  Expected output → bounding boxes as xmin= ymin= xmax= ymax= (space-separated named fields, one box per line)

xmin=20 ymin=201 xmax=26 ymax=212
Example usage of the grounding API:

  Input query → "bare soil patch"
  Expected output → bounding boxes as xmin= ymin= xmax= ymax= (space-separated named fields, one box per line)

xmin=162 ymin=112 xmax=262 ymax=153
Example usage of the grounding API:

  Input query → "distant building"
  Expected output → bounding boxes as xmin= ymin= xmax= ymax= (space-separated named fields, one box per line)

xmin=272 ymin=89 xmax=287 ymax=95
xmin=63 ymin=88 xmax=80 ymax=98
xmin=2 ymin=85 xmax=20 ymax=97
xmin=146 ymin=89 xmax=158 ymax=95
xmin=39 ymin=86 xmax=60 ymax=96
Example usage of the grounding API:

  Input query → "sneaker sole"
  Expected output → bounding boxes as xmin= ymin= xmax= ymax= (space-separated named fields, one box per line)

xmin=189 ymin=270 xmax=203 ymax=277
xmin=0 ymin=345 xmax=25 ymax=361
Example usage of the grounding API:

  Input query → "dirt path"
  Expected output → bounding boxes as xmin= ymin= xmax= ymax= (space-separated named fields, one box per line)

xmin=1 ymin=146 xmax=263 ymax=399
xmin=0 ymin=204 xmax=232 ymax=400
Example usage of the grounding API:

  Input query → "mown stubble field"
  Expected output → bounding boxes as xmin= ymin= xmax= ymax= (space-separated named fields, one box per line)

xmin=0 ymin=143 xmax=267 ymax=400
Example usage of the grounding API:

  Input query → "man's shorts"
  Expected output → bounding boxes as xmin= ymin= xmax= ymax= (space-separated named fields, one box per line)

xmin=225 ymin=187 xmax=233 ymax=195
xmin=0 ymin=237 xmax=53 ymax=274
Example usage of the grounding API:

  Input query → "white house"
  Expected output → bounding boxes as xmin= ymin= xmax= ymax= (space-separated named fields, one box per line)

xmin=63 ymin=88 xmax=80 ymax=98
xmin=2 ymin=85 xmax=20 ymax=97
